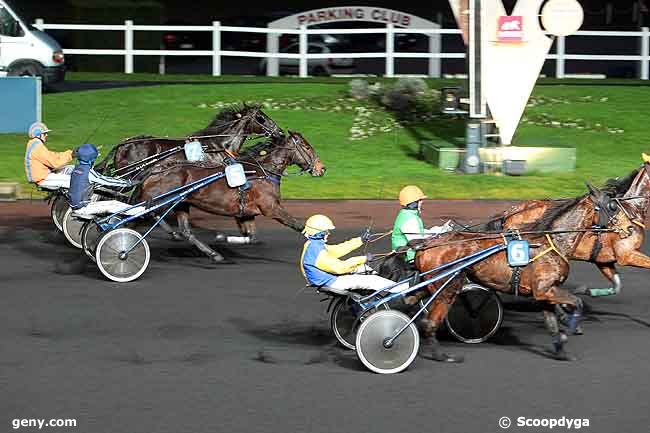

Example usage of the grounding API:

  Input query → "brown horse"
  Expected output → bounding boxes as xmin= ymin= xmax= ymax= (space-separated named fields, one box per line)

xmin=412 ymin=186 xmax=611 ymax=362
xmin=132 ymin=130 xmax=326 ymax=262
xmin=94 ymin=103 xmax=283 ymax=176
xmin=490 ymin=160 xmax=650 ymax=295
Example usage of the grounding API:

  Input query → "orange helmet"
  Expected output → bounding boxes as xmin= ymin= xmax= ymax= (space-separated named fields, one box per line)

xmin=399 ymin=185 xmax=427 ymax=206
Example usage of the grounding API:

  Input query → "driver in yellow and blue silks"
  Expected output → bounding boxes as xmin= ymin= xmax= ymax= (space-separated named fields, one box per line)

xmin=300 ymin=214 xmax=408 ymax=295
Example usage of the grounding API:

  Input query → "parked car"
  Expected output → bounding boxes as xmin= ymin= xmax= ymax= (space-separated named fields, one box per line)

xmin=0 ymin=0 xmax=65 ymax=86
xmin=259 ymin=42 xmax=355 ymax=76
xmin=161 ymin=20 xmax=210 ymax=50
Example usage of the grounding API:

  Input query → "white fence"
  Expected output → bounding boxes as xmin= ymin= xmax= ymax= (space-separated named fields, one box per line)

xmin=34 ymin=19 xmax=650 ymax=80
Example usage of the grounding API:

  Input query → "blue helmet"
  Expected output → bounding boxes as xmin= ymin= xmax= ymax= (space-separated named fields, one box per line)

xmin=77 ymin=143 xmax=99 ymax=164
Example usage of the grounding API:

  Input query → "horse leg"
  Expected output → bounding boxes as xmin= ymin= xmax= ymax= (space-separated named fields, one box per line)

xmin=536 ymin=287 xmax=583 ymax=360
xmin=585 ymin=263 xmax=622 ymax=297
xmin=261 ymin=203 xmax=304 ymax=232
xmin=176 ymin=208 xmax=225 ymax=263
xmin=419 ymin=298 xmax=464 ymax=363
xmin=154 ymin=216 xmax=183 ymax=241
xmin=237 ymin=216 xmax=260 ymax=243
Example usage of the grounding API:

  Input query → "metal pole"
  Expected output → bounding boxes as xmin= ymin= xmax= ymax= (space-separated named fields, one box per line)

xmin=429 ymin=30 xmax=441 ymax=78
xmin=556 ymin=35 xmax=565 ymax=79
xmin=124 ymin=20 xmax=134 ymax=74
xmin=299 ymin=24 xmax=308 ymax=77
xmin=385 ymin=23 xmax=394 ymax=77
xmin=642 ymin=27 xmax=649 ymax=80
xmin=212 ymin=21 xmax=221 ymax=77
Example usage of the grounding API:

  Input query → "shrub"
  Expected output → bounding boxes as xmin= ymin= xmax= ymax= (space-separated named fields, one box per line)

xmin=348 ymin=79 xmax=370 ymax=100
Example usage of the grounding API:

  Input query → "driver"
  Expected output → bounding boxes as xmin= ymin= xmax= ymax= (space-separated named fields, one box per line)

xmin=24 ymin=122 xmax=75 ymax=189
xmin=300 ymin=214 xmax=408 ymax=295
xmin=392 ymin=185 xmax=453 ymax=266
xmin=68 ymin=143 xmax=146 ymax=218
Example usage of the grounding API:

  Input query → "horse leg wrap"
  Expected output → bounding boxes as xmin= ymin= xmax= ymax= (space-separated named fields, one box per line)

xmin=588 ymin=273 xmax=621 ymax=297
xmin=566 ymin=300 xmax=583 ymax=335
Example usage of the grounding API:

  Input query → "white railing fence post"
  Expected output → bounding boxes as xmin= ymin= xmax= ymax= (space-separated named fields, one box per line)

xmin=429 ymin=29 xmax=441 ymax=78
xmin=385 ymin=23 xmax=394 ymax=77
xmin=212 ymin=21 xmax=221 ymax=77
xmin=267 ymin=31 xmax=279 ymax=77
xmin=124 ymin=20 xmax=134 ymax=74
xmin=299 ymin=25 xmax=307 ymax=78
xmin=556 ymin=35 xmax=565 ymax=79
xmin=641 ymin=27 xmax=649 ymax=80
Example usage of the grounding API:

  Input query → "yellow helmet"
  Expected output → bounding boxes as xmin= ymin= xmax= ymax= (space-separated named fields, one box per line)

xmin=303 ymin=214 xmax=335 ymax=237
xmin=399 ymin=185 xmax=427 ymax=206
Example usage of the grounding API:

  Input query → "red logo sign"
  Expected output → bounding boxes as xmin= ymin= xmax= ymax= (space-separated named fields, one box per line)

xmin=497 ymin=16 xmax=523 ymax=42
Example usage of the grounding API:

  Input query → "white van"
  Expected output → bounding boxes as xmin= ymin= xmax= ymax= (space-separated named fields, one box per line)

xmin=0 ymin=0 xmax=65 ymax=86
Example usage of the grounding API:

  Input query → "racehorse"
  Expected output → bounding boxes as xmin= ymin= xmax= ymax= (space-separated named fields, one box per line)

xmin=94 ymin=103 xmax=282 ymax=176
xmin=132 ymin=130 xmax=326 ymax=262
xmin=488 ymin=157 xmax=650 ymax=296
xmin=410 ymin=185 xmax=613 ymax=362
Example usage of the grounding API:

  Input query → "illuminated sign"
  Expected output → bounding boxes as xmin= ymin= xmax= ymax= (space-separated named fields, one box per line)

xmin=497 ymin=16 xmax=523 ymax=42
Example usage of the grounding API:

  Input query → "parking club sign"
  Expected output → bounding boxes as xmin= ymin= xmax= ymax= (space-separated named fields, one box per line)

xmin=497 ymin=15 xmax=524 ymax=42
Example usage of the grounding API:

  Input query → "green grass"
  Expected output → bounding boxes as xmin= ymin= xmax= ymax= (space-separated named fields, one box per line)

xmin=3 ymin=73 xmax=650 ymax=199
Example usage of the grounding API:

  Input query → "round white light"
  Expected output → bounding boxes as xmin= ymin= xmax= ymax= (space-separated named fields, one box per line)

xmin=541 ymin=0 xmax=584 ymax=37
xmin=467 ymin=155 xmax=480 ymax=167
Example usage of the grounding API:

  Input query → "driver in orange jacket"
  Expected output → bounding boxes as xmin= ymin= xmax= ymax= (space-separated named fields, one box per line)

xmin=24 ymin=122 xmax=75 ymax=189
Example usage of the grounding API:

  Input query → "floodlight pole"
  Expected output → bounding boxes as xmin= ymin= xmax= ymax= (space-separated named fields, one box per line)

xmin=461 ymin=0 xmax=486 ymax=173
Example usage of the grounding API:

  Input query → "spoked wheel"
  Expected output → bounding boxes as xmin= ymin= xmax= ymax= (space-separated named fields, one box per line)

xmin=62 ymin=207 xmax=86 ymax=248
xmin=95 ymin=228 xmax=150 ymax=283
xmin=330 ymin=297 xmax=389 ymax=350
xmin=50 ymin=194 xmax=68 ymax=232
xmin=445 ymin=283 xmax=503 ymax=344
xmin=355 ymin=310 xmax=419 ymax=374
xmin=81 ymin=222 xmax=104 ymax=262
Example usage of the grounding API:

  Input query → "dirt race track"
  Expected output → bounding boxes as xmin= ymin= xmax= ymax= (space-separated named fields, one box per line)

xmin=1 ymin=200 xmax=650 ymax=433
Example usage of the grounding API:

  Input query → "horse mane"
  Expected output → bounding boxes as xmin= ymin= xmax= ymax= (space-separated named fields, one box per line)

xmin=518 ymin=196 xmax=585 ymax=232
xmin=602 ymin=167 xmax=640 ymax=196
xmin=239 ymin=138 xmax=275 ymax=159
xmin=205 ymin=103 xmax=261 ymax=129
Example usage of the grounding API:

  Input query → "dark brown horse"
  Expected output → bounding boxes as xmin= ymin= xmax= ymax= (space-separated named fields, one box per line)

xmin=94 ymin=103 xmax=282 ymax=176
xmin=489 ymin=160 xmax=650 ymax=295
xmin=132 ymin=130 xmax=326 ymax=262
xmin=412 ymin=186 xmax=611 ymax=362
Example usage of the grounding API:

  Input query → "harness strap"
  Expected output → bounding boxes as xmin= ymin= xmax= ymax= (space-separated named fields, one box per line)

xmin=589 ymin=232 xmax=603 ymax=262
xmin=510 ymin=266 xmax=521 ymax=296
xmin=530 ymin=234 xmax=569 ymax=264
xmin=632 ymin=220 xmax=646 ymax=229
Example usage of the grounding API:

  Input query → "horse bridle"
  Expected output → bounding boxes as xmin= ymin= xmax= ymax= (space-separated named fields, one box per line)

xmin=283 ymin=133 xmax=319 ymax=175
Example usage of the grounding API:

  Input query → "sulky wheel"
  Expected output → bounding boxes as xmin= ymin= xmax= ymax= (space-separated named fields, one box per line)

xmin=50 ymin=193 xmax=69 ymax=232
xmin=62 ymin=207 xmax=85 ymax=248
xmin=445 ymin=283 xmax=503 ymax=344
xmin=81 ymin=221 xmax=104 ymax=262
xmin=330 ymin=297 xmax=389 ymax=350
xmin=355 ymin=310 xmax=419 ymax=374
xmin=95 ymin=228 xmax=150 ymax=283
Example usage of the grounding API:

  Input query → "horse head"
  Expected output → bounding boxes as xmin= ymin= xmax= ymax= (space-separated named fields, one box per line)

xmin=586 ymin=182 xmax=619 ymax=228
xmin=237 ymin=103 xmax=284 ymax=139
xmin=283 ymin=130 xmax=326 ymax=177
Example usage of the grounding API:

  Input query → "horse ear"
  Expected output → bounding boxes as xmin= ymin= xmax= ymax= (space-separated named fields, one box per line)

xmin=585 ymin=182 xmax=602 ymax=198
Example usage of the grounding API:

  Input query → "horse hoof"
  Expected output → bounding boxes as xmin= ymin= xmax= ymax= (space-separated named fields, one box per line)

xmin=209 ymin=254 xmax=224 ymax=263
xmin=573 ymin=325 xmax=584 ymax=335
xmin=552 ymin=349 xmax=576 ymax=361
xmin=430 ymin=351 xmax=465 ymax=363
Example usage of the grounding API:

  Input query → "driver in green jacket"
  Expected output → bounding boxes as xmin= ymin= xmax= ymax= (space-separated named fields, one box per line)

xmin=391 ymin=185 xmax=453 ymax=265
